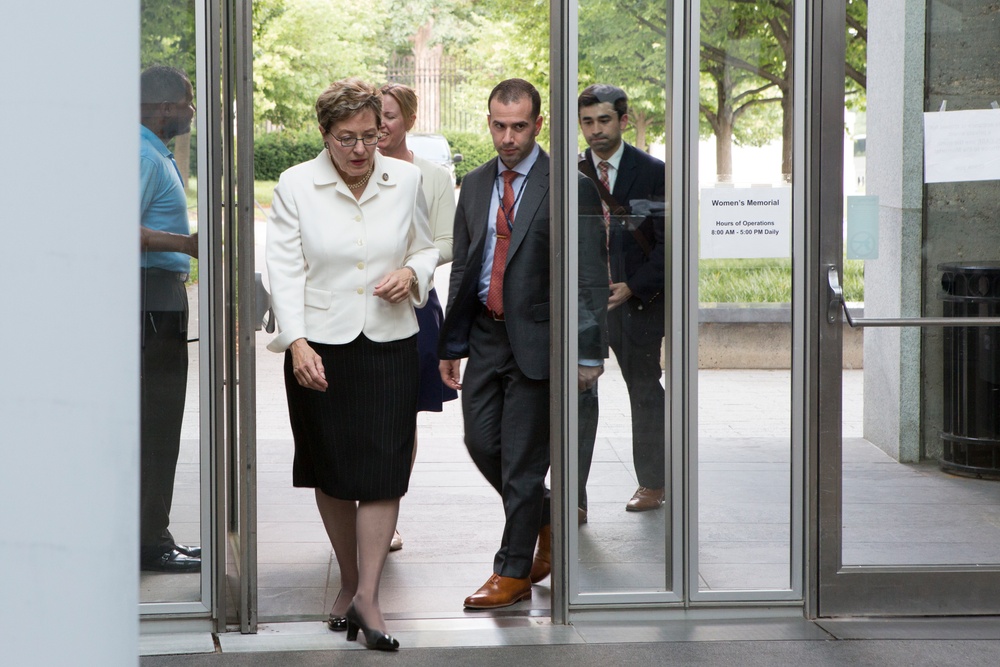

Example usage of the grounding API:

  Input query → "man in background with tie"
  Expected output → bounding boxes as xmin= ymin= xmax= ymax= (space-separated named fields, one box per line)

xmin=138 ymin=65 xmax=201 ymax=572
xmin=577 ymin=84 xmax=667 ymax=521
xmin=439 ymin=78 xmax=607 ymax=608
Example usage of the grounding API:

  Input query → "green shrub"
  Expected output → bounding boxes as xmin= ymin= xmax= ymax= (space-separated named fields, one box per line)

xmin=442 ymin=131 xmax=495 ymax=184
xmin=254 ymin=130 xmax=323 ymax=181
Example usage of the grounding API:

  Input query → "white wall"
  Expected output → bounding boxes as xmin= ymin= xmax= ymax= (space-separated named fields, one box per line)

xmin=0 ymin=3 xmax=139 ymax=665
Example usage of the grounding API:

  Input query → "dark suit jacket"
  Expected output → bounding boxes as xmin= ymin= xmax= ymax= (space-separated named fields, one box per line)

xmin=577 ymin=174 xmax=609 ymax=360
xmin=580 ymin=142 xmax=666 ymax=344
xmin=439 ymin=150 xmax=608 ymax=378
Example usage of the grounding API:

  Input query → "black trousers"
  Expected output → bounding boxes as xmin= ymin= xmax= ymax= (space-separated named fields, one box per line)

xmin=579 ymin=310 xmax=666 ymax=509
xmin=140 ymin=270 xmax=189 ymax=562
xmin=462 ymin=312 xmax=550 ymax=579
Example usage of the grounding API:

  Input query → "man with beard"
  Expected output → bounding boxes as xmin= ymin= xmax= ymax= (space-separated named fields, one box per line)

xmin=139 ymin=65 xmax=201 ymax=572
xmin=439 ymin=78 xmax=607 ymax=607
xmin=577 ymin=84 xmax=667 ymax=521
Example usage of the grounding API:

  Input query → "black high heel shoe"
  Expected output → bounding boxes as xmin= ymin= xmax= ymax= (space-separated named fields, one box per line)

xmin=327 ymin=589 xmax=350 ymax=631
xmin=345 ymin=603 xmax=400 ymax=651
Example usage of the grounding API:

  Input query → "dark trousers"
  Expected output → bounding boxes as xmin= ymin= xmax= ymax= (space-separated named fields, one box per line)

xmin=579 ymin=312 xmax=666 ymax=509
xmin=140 ymin=271 xmax=189 ymax=562
xmin=578 ymin=385 xmax=600 ymax=510
xmin=462 ymin=313 xmax=550 ymax=579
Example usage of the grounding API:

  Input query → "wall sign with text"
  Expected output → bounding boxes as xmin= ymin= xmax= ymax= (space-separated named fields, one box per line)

xmin=699 ymin=186 xmax=792 ymax=259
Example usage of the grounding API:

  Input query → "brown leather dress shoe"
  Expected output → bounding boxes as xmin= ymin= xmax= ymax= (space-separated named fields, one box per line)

xmin=625 ymin=486 xmax=665 ymax=512
xmin=464 ymin=574 xmax=532 ymax=609
xmin=529 ymin=524 xmax=551 ymax=583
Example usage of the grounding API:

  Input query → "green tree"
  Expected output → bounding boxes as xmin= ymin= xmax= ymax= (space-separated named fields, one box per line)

xmin=141 ymin=0 xmax=196 ymax=76
xmin=845 ymin=0 xmax=868 ymax=111
xmin=699 ymin=0 xmax=786 ymax=180
xmin=579 ymin=0 xmax=669 ymax=151
xmin=470 ymin=0 xmax=551 ymax=109
xmin=252 ymin=0 xmax=391 ymax=131
xmin=601 ymin=0 xmax=866 ymax=179
xmin=699 ymin=0 xmax=868 ymax=178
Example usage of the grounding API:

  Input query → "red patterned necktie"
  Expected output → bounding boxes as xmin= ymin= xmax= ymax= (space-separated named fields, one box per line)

xmin=597 ymin=161 xmax=614 ymax=283
xmin=598 ymin=160 xmax=612 ymax=227
xmin=485 ymin=169 xmax=518 ymax=316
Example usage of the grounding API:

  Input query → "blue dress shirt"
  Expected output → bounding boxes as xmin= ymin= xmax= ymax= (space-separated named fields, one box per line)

xmin=477 ymin=144 xmax=540 ymax=303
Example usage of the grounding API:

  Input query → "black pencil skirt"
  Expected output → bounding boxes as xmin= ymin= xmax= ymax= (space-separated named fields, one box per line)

xmin=284 ymin=334 xmax=418 ymax=501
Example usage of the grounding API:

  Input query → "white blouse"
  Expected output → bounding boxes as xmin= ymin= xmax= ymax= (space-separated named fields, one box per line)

xmin=412 ymin=154 xmax=455 ymax=266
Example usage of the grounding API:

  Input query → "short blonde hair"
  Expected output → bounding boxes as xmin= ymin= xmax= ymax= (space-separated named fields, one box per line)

xmin=380 ymin=83 xmax=418 ymax=130
xmin=316 ymin=77 xmax=382 ymax=133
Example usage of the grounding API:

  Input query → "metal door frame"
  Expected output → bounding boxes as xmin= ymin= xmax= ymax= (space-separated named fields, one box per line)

xmin=225 ymin=0 xmax=258 ymax=633
xmin=139 ymin=0 xmax=221 ymax=626
xmin=137 ymin=0 xmax=257 ymax=633
xmin=553 ymin=0 xmax=806 ymax=618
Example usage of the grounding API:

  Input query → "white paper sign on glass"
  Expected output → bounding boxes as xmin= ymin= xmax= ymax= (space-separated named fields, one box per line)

xmin=924 ymin=109 xmax=1000 ymax=184
xmin=699 ymin=186 xmax=792 ymax=259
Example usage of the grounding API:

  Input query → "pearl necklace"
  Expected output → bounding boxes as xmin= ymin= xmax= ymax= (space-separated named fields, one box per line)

xmin=347 ymin=166 xmax=374 ymax=190
xmin=328 ymin=150 xmax=374 ymax=191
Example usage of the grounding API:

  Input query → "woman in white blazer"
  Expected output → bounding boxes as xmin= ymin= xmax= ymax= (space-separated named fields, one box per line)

xmin=266 ymin=78 xmax=437 ymax=652
xmin=377 ymin=83 xmax=458 ymax=553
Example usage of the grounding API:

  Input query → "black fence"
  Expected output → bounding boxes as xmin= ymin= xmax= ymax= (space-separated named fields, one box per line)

xmin=386 ymin=53 xmax=479 ymax=134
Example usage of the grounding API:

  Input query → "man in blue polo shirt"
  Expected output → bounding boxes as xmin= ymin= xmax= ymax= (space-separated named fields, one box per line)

xmin=139 ymin=65 xmax=200 ymax=573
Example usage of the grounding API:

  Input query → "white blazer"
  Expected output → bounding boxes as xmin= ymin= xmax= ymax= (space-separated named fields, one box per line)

xmin=266 ymin=150 xmax=438 ymax=352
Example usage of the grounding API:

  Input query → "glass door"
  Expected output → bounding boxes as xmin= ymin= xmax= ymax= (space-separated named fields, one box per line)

xmin=555 ymin=0 xmax=804 ymax=614
xmin=139 ymin=0 xmax=257 ymax=631
xmin=139 ymin=0 xmax=217 ymax=617
xmin=814 ymin=0 xmax=1000 ymax=616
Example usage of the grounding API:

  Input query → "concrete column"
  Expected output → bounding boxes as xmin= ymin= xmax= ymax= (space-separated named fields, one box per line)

xmin=0 ymin=2 xmax=139 ymax=665
xmin=862 ymin=1 xmax=926 ymax=462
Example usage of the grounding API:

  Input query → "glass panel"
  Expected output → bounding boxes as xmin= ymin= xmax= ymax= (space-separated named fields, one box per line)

xmin=841 ymin=0 xmax=1000 ymax=567
xmin=696 ymin=0 xmax=795 ymax=592
xmin=139 ymin=0 xmax=204 ymax=601
xmin=574 ymin=0 xmax=671 ymax=595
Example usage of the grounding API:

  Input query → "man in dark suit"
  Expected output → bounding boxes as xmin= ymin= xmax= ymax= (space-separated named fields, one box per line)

xmin=439 ymin=78 xmax=607 ymax=608
xmin=577 ymin=84 xmax=667 ymax=520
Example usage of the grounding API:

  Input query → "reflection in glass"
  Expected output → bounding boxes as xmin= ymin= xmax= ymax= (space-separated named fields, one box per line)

xmin=841 ymin=0 xmax=1000 ymax=568
xmin=139 ymin=1 xmax=202 ymax=602
xmin=576 ymin=0 xmax=671 ymax=591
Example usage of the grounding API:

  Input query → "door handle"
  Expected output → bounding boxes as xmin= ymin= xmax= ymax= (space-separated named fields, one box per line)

xmin=826 ymin=265 xmax=1000 ymax=328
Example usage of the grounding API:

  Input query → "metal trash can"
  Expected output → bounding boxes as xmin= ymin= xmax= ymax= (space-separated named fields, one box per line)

xmin=939 ymin=262 xmax=1000 ymax=479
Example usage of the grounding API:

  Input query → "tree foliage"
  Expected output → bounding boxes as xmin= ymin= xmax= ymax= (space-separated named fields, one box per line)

xmin=845 ymin=0 xmax=868 ymax=111
xmin=579 ymin=0 xmax=668 ymax=150
xmin=140 ymin=0 xmax=196 ymax=78
xmin=252 ymin=0 xmax=391 ymax=131
xmin=140 ymin=0 xmax=867 ymax=180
